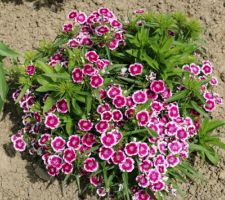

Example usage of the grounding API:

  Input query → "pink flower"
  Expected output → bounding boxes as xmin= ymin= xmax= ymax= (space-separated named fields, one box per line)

xmin=190 ymin=63 xmax=200 ymax=75
xmin=176 ymin=128 xmax=189 ymax=140
xmin=83 ymin=64 xmax=96 ymax=76
xmin=148 ymin=169 xmax=160 ymax=183
xmin=90 ymin=74 xmax=104 ymax=88
xmin=113 ymin=95 xmax=126 ymax=108
xmin=51 ymin=136 xmax=66 ymax=152
xmin=96 ymin=187 xmax=107 ymax=197
xmin=204 ymin=99 xmax=216 ymax=112
xmin=107 ymin=85 xmax=122 ymax=99
xmin=61 ymin=162 xmax=73 ymax=174
xmin=45 ymin=114 xmax=60 ymax=129
xmin=125 ymin=142 xmax=138 ymax=156
xmin=67 ymin=135 xmax=81 ymax=150
xmin=165 ymin=122 xmax=178 ymax=136
xmin=95 ymin=25 xmax=110 ymax=36
xmin=168 ymin=141 xmax=182 ymax=154
xmin=26 ymin=65 xmax=36 ymax=76
xmin=146 ymin=89 xmax=158 ymax=100
xmin=151 ymin=101 xmax=163 ymax=112
xmin=95 ymin=120 xmax=109 ymax=134
xmin=111 ymin=150 xmax=126 ymax=164
xmin=63 ymin=23 xmax=73 ymax=32
xmin=82 ymin=133 xmax=96 ymax=147
xmin=134 ymin=8 xmax=145 ymax=14
xmin=150 ymin=80 xmax=165 ymax=94
xmin=90 ymin=175 xmax=103 ymax=187
xmin=139 ymin=160 xmax=153 ymax=173
xmin=13 ymin=138 xmax=26 ymax=152
xmin=119 ymin=157 xmax=134 ymax=172
xmin=128 ymin=63 xmax=143 ymax=76
xmin=67 ymin=10 xmax=78 ymax=20
xmin=126 ymin=96 xmax=135 ymax=107
xmin=76 ymin=12 xmax=87 ymax=24
xmin=154 ymin=155 xmax=166 ymax=166
xmin=112 ymin=109 xmax=123 ymax=122
xmin=68 ymin=39 xmax=79 ymax=48
xmin=209 ymin=77 xmax=218 ymax=86
xmin=78 ymin=119 xmax=93 ymax=131
xmin=108 ymin=39 xmax=119 ymax=50
xmin=168 ymin=104 xmax=179 ymax=119
xmin=152 ymin=180 xmax=165 ymax=191
xmin=38 ymin=133 xmax=51 ymax=146
xmin=203 ymin=92 xmax=214 ymax=100
xmin=110 ymin=19 xmax=122 ymax=28
xmin=166 ymin=154 xmax=180 ymax=167
xmin=202 ymin=63 xmax=213 ymax=75
xmin=136 ymin=174 xmax=150 ymax=188
xmin=56 ymin=99 xmax=68 ymax=113
xmin=111 ymin=129 xmax=123 ymax=143
xmin=85 ymin=51 xmax=99 ymax=63
xmin=132 ymin=90 xmax=147 ymax=104
xmin=125 ymin=108 xmax=136 ymax=118
xmin=158 ymin=141 xmax=167 ymax=154
xmin=63 ymin=148 xmax=77 ymax=163
xmin=47 ymin=165 xmax=59 ymax=176
xmin=138 ymin=142 xmax=149 ymax=158
xmin=97 ymin=103 xmax=110 ymax=114
xmin=84 ymin=157 xmax=99 ymax=172
xmin=101 ymin=133 xmax=117 ymax=148
xmin=100 ymin=111 xmax=112 ymax=121
xmin=72 ymin=67 xmax=83 ymax=83
xmin=99 ymin=146 xmax=114 ymax=160
xmin=136 ymin=110 xmax=149 ymax=126
xmin=48 ymin=155 xmax=62 ymax=169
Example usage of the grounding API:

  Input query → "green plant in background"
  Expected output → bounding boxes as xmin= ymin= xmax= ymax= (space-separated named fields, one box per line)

xmin=0 ymin=42 xmax=18 ymax=112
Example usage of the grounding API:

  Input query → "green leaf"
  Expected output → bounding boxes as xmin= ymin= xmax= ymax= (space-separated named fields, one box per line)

xmin=35 ymin=60 xmax=54 ymax=74
xmin=65 ymin=117 xmax=73 ymax=135
xmin=190 ymin=101 xmax=208 ymax=118
xmin=36 ymin=84 xmax=59 ymax=92
xmin=0 ymin=96 xmax=3 ymax=112
xmin=15 ymin=84 xmax=29 ymax=103
xmin=44 ymin=72 xmax=70 ymax=80
xmin=43 ymin=96 xmax=55 ymax=113
xmin=86 ymin=95 xmax=92 ymax=115
xmin=167 ymin=90 xmax=188 ymax=102
xmin=71 ymin=99 xmax=83 ymax=116
xmin=0 ymin=62 xmax=8 ymax=101
xmin=0 ymin=42 xmax=18 ymax=58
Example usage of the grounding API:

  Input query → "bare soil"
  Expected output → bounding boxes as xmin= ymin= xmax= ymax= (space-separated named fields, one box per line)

xmin=0 ymin=0 xmax=225 ymax=199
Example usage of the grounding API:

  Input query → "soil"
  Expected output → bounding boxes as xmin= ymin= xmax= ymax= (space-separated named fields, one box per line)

xmin=0 ymin=0 xmax=225 ymax=199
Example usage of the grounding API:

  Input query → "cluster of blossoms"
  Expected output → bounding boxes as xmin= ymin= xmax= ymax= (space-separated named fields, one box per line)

xmin=182 ymin=61 xmax=222 ymax=112
xmin=11 ymin=8 xmax=223 ymax=200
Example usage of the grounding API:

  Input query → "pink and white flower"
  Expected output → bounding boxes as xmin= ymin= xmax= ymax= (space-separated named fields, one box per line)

xmin=45 ymin=114 xmax=60 ymax=129
xmin=90 ymin=175 xmax=103 ymax=187
xmin=168 ymin=104 xmax=180 ymax=119
xmin=56 ymin=99 xmax=68 ymax=113
xmin=97 ymin=103 xmax=110 ymax=114
xmin=67 ymin=10 xmax=78 ymax=20
xmin=138 ymin=142 xmax=149 ymax=158
xmin=128 ymin=63 xmax=143 ymax=76
xmin=76 ymin=12 xmax=87 ymax=24
xmin=47 ymin=165 xmax=59 ymax=176
xmin=38 ymin=133 xmax=51 ymax=146
xmin=119 ymin=157 xmax=134 ymax=172
xmin=101 ymin=111 xmax=112 ymax=121
xmin=51 ymin=136 xmax=66 ymax=152
xmin=151 ymin=101 xmax=163 ymax=112
xmin=150 ymin=80 xmax=165 ymax=94
xmin=85 ymin=51 xmax=99 ymax=63
xmin=26 ymin=65 xmax=36 ymax=76
xmin=111 ymin=150 xmax=126 ymax=164
xmin=176 ymin=128 xmax=189 ymax=140
xmin=90 ymin=74 xmax=104 ymax=88
xmin=63 ymin=148 xmax=77 ymax=163
xmin=209 ymin=77 xmax=218 ymax=86
xmin=95 ymin=25 xmax=110 ymax=36
xmin=72 ymin=67 xmax=84 ymax=83
xmin=99 ymin=146 xmax=114 ymax=160
xmin=168 ymin=141 xmax=182 ymax=154
xmin=166 ymin=154 xmax=180 ymax=167
xmin=204 ymin=99 xmax=216 ymax=112
xmin=148 ymin=169 xmax=160 ymax=183
xmin=107 ymin=85 xmax=122 ymax=99
xmin=78 ymin=119 xmax=93 ymax=131
xmin=63 ymin=23 xmax=73 ymax=32
xmin=100 ymin=133 xmax=117 ymax=148
xmin=48 ymin=155 xmax=62 ymax=169
xmin=125 ymin=142 xmax=138 ymax=156
xmin=132 ymin=90 xmax=147 ymax=104
xmin=95 ymin=120 xmax=109 ymax=134
xmin=190 ymin=63 xmax=200 ymax=75
xmin=13 ymin=138 xmax=26 ymax=152
xmin=202 ymin=63 xmax=213 ymax=75
xmin=82 ymin=133 xmax=96 ymax=147
xmin=152 ymin=180 xmax=165 ymax=191
xmin=67 ymin=135 xmax=81 ymax=150
xmin=136 ymin=110 xmax=149 ymax=126
xmin=136 ymin=174 xmax=150 ymax=188
xmin=84 ymin=157 xmax=99 ymax=172
xmin=112 ymin=95 xmax=126 ymax=108
xmin=139 ymin=160 xmax=153 ymax=173
xmin=61 ymin=162 xmax=73 ymax=174
xmin=83 ymin=64 xmax=96 ymax=76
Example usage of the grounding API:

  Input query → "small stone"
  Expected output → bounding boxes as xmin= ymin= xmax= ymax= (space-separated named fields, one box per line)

xmin=220 ymin=72 xmax=225 ymax=82
xmin=34 ymin=165 xmax=51 ymax=181
xmin=219 ymin=171 xmax=225 ymax=180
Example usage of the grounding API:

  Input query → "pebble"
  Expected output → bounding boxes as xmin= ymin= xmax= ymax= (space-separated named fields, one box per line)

xmin=34 ymin=165 xmax=51 ymax=181
xmin=219 ymin=171 xmax=225 ymax=180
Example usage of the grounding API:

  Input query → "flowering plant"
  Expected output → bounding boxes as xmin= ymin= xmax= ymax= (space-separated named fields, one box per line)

xmin=10 ymin=8 xmax=225 ymax=200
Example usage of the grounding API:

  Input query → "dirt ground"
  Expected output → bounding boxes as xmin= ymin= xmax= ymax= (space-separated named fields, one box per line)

xmin=0 ymin=0 xmax=225 ymax=199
